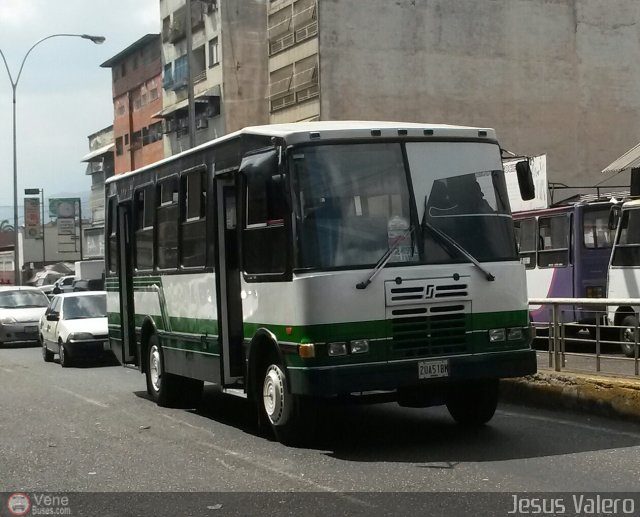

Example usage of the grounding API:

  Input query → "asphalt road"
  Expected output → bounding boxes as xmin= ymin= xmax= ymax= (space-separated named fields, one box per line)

xmin=1 ymin=346 xmax=639 ymax=514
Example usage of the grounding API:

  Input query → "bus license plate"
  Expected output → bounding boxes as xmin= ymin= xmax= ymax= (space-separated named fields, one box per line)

xmin=418 ymin=360 xmax=449 ymax=379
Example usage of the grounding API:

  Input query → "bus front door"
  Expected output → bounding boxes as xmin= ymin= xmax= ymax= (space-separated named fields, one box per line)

xmin=215 ymin=176 xmax=244 ymax=386
xmin=117 ymin=203 xmax=138 ymax=365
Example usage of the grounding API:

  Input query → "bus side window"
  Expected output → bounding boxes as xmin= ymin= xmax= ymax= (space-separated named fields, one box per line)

xmin=156 ymin=177 xmax=179 ymax=270
xmin=180 ymin=170 xmax=207 ymax=268
xmin=134 ymin=186 xmax=155 ymax=270
xmin=241 ymin=150 xmax=288 ymax=277
xmin=107 ymin=197 xmax=118 ymax=274
xmin=537 ymin=215 xmax=569 ymax=268
xmin=515 ymin=218 xmax=536 ymax=269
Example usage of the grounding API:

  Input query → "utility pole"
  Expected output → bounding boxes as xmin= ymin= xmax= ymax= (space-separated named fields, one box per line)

xmin=186 ymin=0 xmax=196 ymax=148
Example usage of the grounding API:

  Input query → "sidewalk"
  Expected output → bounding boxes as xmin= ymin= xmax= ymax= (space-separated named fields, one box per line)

xmin=501 ymin=369 xmax=640 ymax=421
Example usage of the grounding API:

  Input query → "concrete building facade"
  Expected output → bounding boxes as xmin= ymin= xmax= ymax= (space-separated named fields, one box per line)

xmin=101 ymin=34 xmax=164 ymax=175
xmin=80 ymin=126 xmax=115 ymax=259
xmin=159 ymin=0 xmax=269 ymax=156
xmin=266 ymin=0 xmax=640 ymax=191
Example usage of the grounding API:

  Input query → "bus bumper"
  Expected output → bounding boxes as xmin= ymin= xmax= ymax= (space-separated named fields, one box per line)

xmin=287 ymin=349 xmax=537 ymax=397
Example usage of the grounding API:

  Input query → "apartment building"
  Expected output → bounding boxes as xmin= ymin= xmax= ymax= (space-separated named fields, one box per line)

xmin=267 ymin=0 xmax=319 ymax=123
xmin=101 ymin=34 xmax=164 ymax=175
xmin=265 ymin=0 xmax=640 ymax=191
xmin=80 ymin=126 xmax=115 ymax=258
xmin=159 ymin=0 xmax=268 ymax=156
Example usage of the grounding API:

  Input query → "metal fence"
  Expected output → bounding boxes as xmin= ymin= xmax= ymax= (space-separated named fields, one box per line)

xmin=529 ymin=297 xmax=640 ymax=377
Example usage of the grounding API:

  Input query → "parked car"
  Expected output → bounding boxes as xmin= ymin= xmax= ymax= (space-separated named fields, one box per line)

xmin=52 ymin=275 xmax=76 ymax=294
xmin=0 ymin=286 xmax=50 ymax=346
xmin=71 ymin=278 xmax=104 ymax=292
xmin=40 ymin=291 xmax=109 ymax=366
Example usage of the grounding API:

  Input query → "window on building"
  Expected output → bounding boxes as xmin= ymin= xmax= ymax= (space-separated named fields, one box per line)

xmin=149 ymin=122 xmax=163 ymax=143
xmin=115 ymin=137 xmax=123 ymax=156
xmin=208 ymin=37 xmax=219 ymax=68
xmin=120 ymin=62 xmax=126 ymax=77
xmin=163 ymin=63 xmax=173 ymax=90
xmin=132 ymin=131 xmax=142 ymax=150
xmin=174 ymin=55 xmax=188 ymax=86
xmin=193 ymin=45 xmax=206 ymax=82
xmin=133 ymin=54 xmax=139 ymax=70
xmin=124 ymin=134 xmax=129 ymax=146
xmin=142 ymin=127 xmax=150 ymax=146
xmin=162 ymin=16 xmax=171 ymax=42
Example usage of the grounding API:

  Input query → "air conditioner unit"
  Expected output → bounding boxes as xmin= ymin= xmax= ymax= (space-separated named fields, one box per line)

xmin=196 ymin=118 xmax=209 ymax=130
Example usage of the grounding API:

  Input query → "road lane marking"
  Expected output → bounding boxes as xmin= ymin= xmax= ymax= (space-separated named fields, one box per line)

xmin=0 ymin=366 xmax=15 ymax=373
xmin=160 ymin=413 xmax=372 ymax=507
xmin=498 ymin=409 xmax=640 ymax=439
xmin=52 ymin=386 xmax=109 ymax=408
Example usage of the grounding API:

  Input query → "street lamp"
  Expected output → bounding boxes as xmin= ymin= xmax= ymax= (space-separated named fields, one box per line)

xmin=24 ymin=187 xmax=45 ymax=267
xmin=0 ymin=33 xmax=105 ymax=285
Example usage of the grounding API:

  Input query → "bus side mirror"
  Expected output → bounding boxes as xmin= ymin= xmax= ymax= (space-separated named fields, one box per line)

xmin=608 ymin=206 xmax=621 ymax=231
xmin=516 ymin=160 xmax=535 ymax=201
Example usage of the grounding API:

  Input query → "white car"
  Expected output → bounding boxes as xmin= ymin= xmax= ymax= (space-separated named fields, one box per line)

xmin=0 ymin=286 xmax=50 ymax=346
xmin=40 ymin=291 xmax=109 ymax=367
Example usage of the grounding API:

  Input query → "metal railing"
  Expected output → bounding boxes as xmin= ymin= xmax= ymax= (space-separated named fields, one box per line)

xmin=530 ymin=297 xmax=640 ymax=376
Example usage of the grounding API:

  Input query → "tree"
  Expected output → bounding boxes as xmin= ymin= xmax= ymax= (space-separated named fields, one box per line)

xmin=0 ymin=220 xmax=14 ymax=233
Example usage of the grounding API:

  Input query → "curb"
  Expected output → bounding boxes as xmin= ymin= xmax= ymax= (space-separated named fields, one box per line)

xmin=501 ymin=370 xmax=640 ymax=421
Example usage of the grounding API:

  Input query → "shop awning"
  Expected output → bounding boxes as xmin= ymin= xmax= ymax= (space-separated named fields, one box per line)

xmin=602 ymin=141 xmax=640 ymax=174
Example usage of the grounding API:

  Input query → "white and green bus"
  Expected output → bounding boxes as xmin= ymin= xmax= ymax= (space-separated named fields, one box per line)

xmin=105 ymin=121 xmax=536 ymax=443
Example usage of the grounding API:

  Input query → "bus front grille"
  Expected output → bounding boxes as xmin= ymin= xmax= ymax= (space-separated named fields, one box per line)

xmin=389 ymin=304 xmax=469 ymax=359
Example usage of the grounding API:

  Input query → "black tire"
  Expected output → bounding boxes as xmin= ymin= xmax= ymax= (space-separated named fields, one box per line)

xmin=145 ymin=334 xmax=182 ymax=407
xmin=59 ymin=342 xmax=72 ymax=368
xmin=446 ymin=379 xmax=499 ymax=426
xmin=260 ymin=360 xmax=307 ymax=445
xmin=620 ymin=315 xmax=639 ymax=358
xmin=42 ymin=338 xmax=54 ymax=363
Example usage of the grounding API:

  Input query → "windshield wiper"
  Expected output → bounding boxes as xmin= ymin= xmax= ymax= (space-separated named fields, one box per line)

xmin=423 ymin=221 xmax=495 ymax=282
xmin=356 ymin=226 xmax=414 ymax=290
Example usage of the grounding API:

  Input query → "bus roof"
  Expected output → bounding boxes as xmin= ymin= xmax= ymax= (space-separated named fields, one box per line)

xmin=106 ymin=121 xmax=497 ymax=185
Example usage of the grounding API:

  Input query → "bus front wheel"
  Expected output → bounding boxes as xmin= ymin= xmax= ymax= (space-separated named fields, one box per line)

xmin=445 ymin=379 xmax=499 ymax=426
xmin=261 ymin=362 xmax=303 ymax=444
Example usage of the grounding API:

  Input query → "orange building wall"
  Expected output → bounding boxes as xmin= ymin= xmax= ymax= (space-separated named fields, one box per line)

xmin=113 ymin=73 xmax=164 ymax=175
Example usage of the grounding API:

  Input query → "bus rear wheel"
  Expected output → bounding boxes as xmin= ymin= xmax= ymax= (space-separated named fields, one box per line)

xmin=146 ymin=335 xmax=203 ymax=408
xmin=620 ymin=315 xmax=639 ymax=358
xmin=445 ymin=379 xmax=499 ymax=426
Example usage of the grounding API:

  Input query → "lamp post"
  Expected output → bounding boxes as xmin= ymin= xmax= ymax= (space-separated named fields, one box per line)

xmin=24 ymin=188 xmax=45 ymax=267
xmin=0 ymin=33 xmax=105 ymax=285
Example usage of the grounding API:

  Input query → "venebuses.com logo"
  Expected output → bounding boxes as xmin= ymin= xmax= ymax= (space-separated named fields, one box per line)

xmin=7 ymin=493 xmax=31 ymax=516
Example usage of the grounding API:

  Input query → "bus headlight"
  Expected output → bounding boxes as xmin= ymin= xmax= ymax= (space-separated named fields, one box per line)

xmin=507 ymin=327 xmax=524 ymax=341
xmin=488 ymin=329 xmax=506 ymax=342
xmin=328 ymin=342 xmax=348 ymax=356
xmin=349 ymin=339 xmax=369 ymax=354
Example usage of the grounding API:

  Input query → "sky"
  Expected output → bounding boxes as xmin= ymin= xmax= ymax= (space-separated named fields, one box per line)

xmin=0 ymin=0 xmax=159 ymax=222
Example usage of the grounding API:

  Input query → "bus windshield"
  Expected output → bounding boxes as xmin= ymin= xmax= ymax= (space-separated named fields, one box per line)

xmin=292 ymin=142 xmax=517 ymax=270
xmin=421 ymin=170 xmax=516 ymax=263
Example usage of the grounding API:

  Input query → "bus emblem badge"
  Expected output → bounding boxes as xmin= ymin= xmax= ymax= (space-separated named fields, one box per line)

xmin=425 ymin=285 xmax=435 ymax=299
